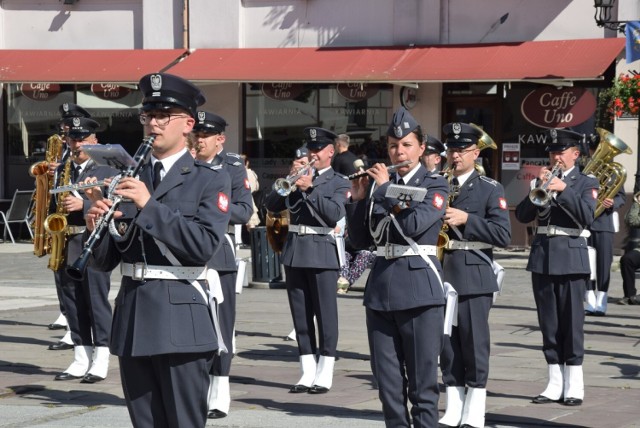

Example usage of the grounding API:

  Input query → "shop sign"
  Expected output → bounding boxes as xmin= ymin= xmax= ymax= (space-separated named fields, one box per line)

xmin=20 ymin=83 xmax=60 ymax=101
xmin=521 ymin=87 xmax=596 ymax=128
xmin=261 ymin=83 xmax=305 ymax=101
xmin=337 ymin=83 xmax=380 ymax=101
xmin=91 ymin=84 xmax=132 ymax=100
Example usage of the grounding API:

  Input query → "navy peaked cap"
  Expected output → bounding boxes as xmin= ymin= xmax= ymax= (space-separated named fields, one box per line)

xmin=193 ymin=111 xmax=228 ymax=134
xmin=387 ymin=107 xmax=419 ymax=139
xmin=67 ymin=117 xmax=100 ymax=140
xmin=59 ymin=103 xmax=91 ymax=124
xmin=442 ymin=122 xmax=483 ymax=148
xmin=304 ymin=127 xmax=337 ymax=150
xmin=139 ymin=73 xmax=205 ymax=117
xmin=542 ymin=128 xmax=583 ymax=152
xmin=425 ymin=135 xmax=445 ymax=154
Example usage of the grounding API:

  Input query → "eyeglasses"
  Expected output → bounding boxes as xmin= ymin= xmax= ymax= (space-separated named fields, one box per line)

xmin=446 ymin=148 xmax=477 ymax=156
xmin=139 ymin=113 xmax=189 ymax=126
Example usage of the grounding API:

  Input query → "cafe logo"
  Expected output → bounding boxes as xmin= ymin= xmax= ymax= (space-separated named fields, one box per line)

xmin=521 ymin=87 xmax=596 ymax=128
xmin=261 ymin=83 xmax=305 ymax=101
xmin=336 ymin=83 xmax=379 ymax=101
xmin=20 ymin=83 xmax=60 ymax=101
xmin=91 ymin=84 xmax=132 ymax=100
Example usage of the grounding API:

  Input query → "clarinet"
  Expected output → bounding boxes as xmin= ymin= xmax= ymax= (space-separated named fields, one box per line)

xmin=66 ymin=135 xmax=156 ymax=281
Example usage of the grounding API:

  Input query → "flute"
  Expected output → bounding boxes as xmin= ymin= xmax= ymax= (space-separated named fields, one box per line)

xmin=347 ymin=160 xmax=412 ymax=180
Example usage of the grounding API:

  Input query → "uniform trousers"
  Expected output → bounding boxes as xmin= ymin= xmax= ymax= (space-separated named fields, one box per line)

xmin=619 ymin=249 xmax=640 ymax=298
xmin=532 ymin=273 xmax=586 ymax=365
xmin=58 ymin=265 xmax=112 ymax=346
xmin=588 ymin=230 xmax=614 ymax=292
xmin=212 ymin=270 xmax=236 ymax=376
xmin=440 ymin=293 xmax=493 ymax=388
xmin=284 ymin=266 xmax=339 ymax=356
xmin=53 ymin=270 xmax=67 ymax=317
xmin=367 ymin=305 xmax=444 ymax=428
xmin=119 ymin=352 xmax=214 ymax=428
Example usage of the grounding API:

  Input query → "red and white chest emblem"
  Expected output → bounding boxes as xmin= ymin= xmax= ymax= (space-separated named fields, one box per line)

xmin=498 ymin=197 xmax=507 ymax=210
xmin=592 ymin=189 xmax=598 ymax=200
xmin=433 ymin=193 xmax=445 ymax=209
xmin=244 ymin=178 xmax=250 ymax=190
xmin=217 ymin=192 xmax=229 ymax=213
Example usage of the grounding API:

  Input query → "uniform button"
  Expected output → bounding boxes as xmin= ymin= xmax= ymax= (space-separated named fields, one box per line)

xmin=146 ymin=224 xmax=152 ymax=230
xmin=192 ymin=295 xmax=196 ymax=301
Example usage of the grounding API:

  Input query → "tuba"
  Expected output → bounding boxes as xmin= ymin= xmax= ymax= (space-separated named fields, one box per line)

xmin=582 ymin=128 xmax=632 ymax=218
xmin=43 ymin=157 xmax=71 ymax=271
xmin=29 ymin=134 xmax=64 ymax=256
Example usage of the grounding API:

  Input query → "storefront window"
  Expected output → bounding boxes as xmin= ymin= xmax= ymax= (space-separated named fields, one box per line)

xmin=244 ymin=82 xmax=393 ymax=190
xmin=4 ymin=83 xmax=143 ymax=198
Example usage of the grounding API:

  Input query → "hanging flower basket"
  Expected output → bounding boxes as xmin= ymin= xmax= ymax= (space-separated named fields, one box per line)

xmin=599 ymin=73 xmax=640 ymax=120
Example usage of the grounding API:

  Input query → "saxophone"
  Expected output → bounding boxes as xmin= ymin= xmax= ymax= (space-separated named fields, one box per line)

xmin=436 ymin=168 xmax=459 ymax=261
xmin=43 ymin=157 xmax=71 ymax=271
xmin=29 ymin=134 xmax=64 ymax=256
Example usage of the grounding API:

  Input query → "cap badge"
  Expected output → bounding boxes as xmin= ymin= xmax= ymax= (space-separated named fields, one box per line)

xmin=550 ymin=129 xmax=557 ymax=144
xmin=310 ymin=128 xmax=317 ymax=140
xmin=452 ymin=123 xmax=462 ymax=135
xmin=403 ymin=121 xmax=410 ymax=129
xmin=150 ymin=74 xmax=162 ymax=91
xmin=62 ymin=103 xmax=70 ymax=113
xmin=394 ymin=126 xmax=403 ymax=138
xmin=197 ymin=111 xmax=206 ymax=123
xmin=72 ymin=117 xmax=81 ymax=127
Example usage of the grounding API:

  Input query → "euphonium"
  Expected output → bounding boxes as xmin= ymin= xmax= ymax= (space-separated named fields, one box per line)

xmin=43 ymin=157 xmax=71 ymax=271
xmin=273 ymin=158 xmax=317 ymax=197
xmin=582 ymin=128 xmax=632 ymax=218
xmin=29 ymin=134 xmax=64 ymax=256
xmin=529 ymin=162 xmax=562 ymax=207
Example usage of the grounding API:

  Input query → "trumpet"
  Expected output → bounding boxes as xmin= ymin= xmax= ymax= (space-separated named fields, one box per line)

xmin=347 ymin=160 xmax=412 ymax=180
xmin=273 ymin=158 xmax=317 ymax=197
xmin=529 ymin=162 xmax=562 ymax=207
xmin=50 ymin=179 xmax=111 ymax=194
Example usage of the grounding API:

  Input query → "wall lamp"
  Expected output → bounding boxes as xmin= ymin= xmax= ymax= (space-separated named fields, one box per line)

xmin=594 ymin=0 xmax=628 ymax=32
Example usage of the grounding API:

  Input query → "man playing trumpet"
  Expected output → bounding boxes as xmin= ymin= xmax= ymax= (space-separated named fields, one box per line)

xmin=515 ymin=128 xmax=599 ymax=407
xmin=264 ymin=127 xmax=350 ymax=394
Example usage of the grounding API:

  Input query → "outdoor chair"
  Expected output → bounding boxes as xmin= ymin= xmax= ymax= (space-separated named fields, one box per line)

xmin=0 ymin=190 xmax=34 ymax=243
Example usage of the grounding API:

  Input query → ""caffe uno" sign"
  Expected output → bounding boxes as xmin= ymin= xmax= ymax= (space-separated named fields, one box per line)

xmin=21 ymin=83 xmax=60 ymax=101
xmin=521 ymin=87 xmax=596 ymax=128
xmin=336 ymin=83 xmax=379 ymax=101
xmin=91 ymin=84 xmax=132 ymax=100
xmin=261 ymin=83 xmax=305 ymax=101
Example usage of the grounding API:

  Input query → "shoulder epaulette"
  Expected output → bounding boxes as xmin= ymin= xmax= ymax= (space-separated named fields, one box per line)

xmin=226 ymin=152 xmax=241 ymax=159
xmin=209 ymin=164 xmax=223 ymax=171
xmin=479 ymin=176 xmax=498 ymax=186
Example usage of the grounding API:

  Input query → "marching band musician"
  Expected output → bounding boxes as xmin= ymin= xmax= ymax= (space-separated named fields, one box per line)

xmin=46 ymin=103 xmax=92 ymax=351
xmin=84 ymin=73 xmax=231 ymax=427
xmin=346 ymin=107 xmax=448 ymax=428
xmin=192 ymin=111 xmax=253 ymax=419
xmin=515 ymin=128 xmax=599 ymax=407
xmin=421 ymin=134 xmax=445 ymax=174
xmin=263 ymin=127 xmax=350 ymax=395
xmin=584 ymin=135 xmax=626 ymax=316
xmin=53 ymin=118 xmax=117 ymax=383
xmin=438 ymin=123 xmax=511 ymax=428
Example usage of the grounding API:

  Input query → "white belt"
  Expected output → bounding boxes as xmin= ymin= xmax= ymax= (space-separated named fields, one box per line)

xmin=289 ymin=224 xmax=333 ymax=235
xmin=537 ymin=226 xmax=591 ymax=238
xmin=67 ymin=226 xmax=86 ymax=235
xmin=377 ymin=244 xmax=438 ymax=260
xmin=446 ymin=240 xmax=493 ymax=251
xmin=121 ymin=263 xmax=207 ymax=282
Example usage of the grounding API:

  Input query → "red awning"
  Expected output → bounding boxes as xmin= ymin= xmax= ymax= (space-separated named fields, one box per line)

xmin=0 ymin=49 xmax=188 ymax=83
xmin=167 ymin=38 xmax=624 ymax=84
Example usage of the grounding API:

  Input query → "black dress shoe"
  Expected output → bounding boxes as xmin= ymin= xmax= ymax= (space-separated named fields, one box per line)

xmin=585 ymin=310 xmax=595 ymax=316
xmin=532 ymin=394 xmax=561 ymax=404
xmin=55 ymin=372 xmax=83 ymax=381
xmin=48 ymin=341 xmax=73 ymax=351
xmin=594 ymin=311 xmax=606 ymax=317
xmin=289 ymin=384 xmax=310 ymax=393
xmin=207 ymin=409 xmax=227 ymax=419
xmin=81 ymin=373 xmax=105 ymax=384
xmin=308 ymin=385 xmax=329 ymax=394
xmin=48 ymin=323 xmax=66 ymax=330
xmin=563 ymin=397 xmax=583 ymax=406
